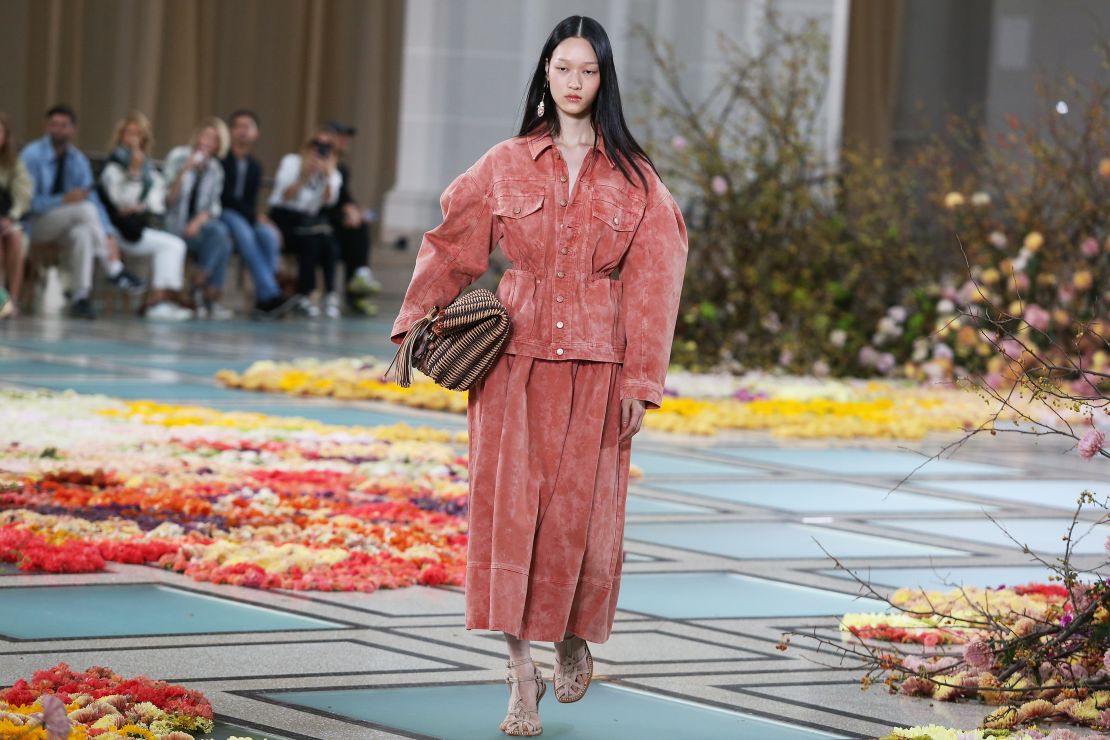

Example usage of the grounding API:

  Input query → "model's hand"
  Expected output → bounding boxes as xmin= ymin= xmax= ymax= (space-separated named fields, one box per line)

xmin=342 ymin=202 xmax=361 ymax=228
xmin=63 ymin=188 xmax=88 ymax=204
xmin=0 ymin=217 xmax=11 ymax=235
xmin=618 ymin=398 xmax=646 ymax=441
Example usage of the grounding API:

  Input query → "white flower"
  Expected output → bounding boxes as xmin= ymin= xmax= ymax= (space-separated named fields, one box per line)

xmin=970 ymin=191 xmax=991 ymax=207
xmin=988 ymin=230 xmax=1008 ymax=249
xmin=829 ymin=329 xmax=847 ymax=348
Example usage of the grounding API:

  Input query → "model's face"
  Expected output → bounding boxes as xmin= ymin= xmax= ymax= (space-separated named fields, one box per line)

xmin=231 ymin=117 xmax=258 ymax=147
xmin=121 ymin=122 xmax=145 ymax=151
xmin=196 ymin=126 xmax=219 ymax=156
xmin=545 ymin=37 xmax=600 ymax=117
xmin=47 ymin=114 xmax=75 ymax=148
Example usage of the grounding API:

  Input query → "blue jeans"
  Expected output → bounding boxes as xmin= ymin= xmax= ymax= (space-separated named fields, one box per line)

xmin=221 ymin=209 xmax=281 ymax=302
xmin=184 ymin=219 xmax=233 ymax=289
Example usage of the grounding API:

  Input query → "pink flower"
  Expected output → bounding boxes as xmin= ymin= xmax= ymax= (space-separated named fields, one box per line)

xmin=671 ymin=135 xmax=688 ymax=151
xmin=1023 ymin=304 xmax=1050 ymax=332
xmin=1079 ymin=427 xmax=1105 ymax=460
xmin=1081 ymin=237 xmax=1100 ymax=257
xmin=963 ymin=640 xmax=993 ymax=669
xmin=710 ymin=175 xmax=729 ymax=195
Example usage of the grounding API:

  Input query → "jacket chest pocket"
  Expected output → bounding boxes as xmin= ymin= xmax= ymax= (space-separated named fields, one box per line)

xmin=493 ymin=192 xmax=545 ymax=261
xmin=588 ymin=197 xmax=642 ymax=263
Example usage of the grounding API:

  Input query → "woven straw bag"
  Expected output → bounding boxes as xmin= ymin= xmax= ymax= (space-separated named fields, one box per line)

xmin=387 ymin=288 xmax=512 ymax=391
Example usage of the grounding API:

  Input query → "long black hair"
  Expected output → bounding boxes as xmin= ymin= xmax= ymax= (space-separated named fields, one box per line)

xmin=518 ymin=15 xmax=656 ymax=193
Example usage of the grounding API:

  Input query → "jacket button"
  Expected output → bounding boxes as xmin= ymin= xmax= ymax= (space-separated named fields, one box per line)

xmin=560 ymin=199 xmax=567 ymax=207
xmin=556 ymin=295 xmax=565 ymax=302
xmin=560 ymin=247 xmax=568 ymax=254
xmin=513 ymin=207 xmax=521 ymax=214
xmin=612 ymin=216 xmax=619 ymax=225
xmin=556 ymin=321 xmax=564 ymax=329
xmin=556 ymin=348 xmax=564 ymax=356
xmin=557 ymin=270 xmax=565 ymax=278
xmin=560 ymin=175 xmax=567 ymax=182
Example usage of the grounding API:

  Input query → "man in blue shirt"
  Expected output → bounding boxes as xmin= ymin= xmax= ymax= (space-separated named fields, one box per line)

xmin=21 ymin=104 xmax=144 ymax=319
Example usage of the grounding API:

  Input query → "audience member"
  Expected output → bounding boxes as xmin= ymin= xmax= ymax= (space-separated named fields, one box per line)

xmin=220 ymin=110 xmax=295 ymax=319
xmin=322 ymin=120 xmax=380 ymax=317
xmin=20 ymin=104 xmax=145 ymax=319
xmin=164 ymin=117 xmax=234 ymax=319
xmin=99 ymin=111 xmax=192 ymax=320
xmin=0 ymin=113 xmax=32 ymax=319
xmin=268 ymin=130 xmax=343 ymax=319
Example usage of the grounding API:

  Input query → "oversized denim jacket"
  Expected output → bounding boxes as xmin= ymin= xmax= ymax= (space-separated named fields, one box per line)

xmin=390 ymin=129 xmax=688 ymax=409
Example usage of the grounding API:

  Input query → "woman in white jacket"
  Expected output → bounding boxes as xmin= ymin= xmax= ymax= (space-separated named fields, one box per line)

xmin=99 ymin=112 xmax=191 ymax=320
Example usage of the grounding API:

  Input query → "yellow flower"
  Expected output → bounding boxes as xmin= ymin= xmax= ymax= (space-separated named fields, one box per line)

xmin=1023 ymin=231 xmax=1044 ymax=252
xmin=980 ymin=267 xmax=1000 ymax=285
xmin=943 ymin=191 xmax=965 ymax=208
xmin=1074 ymin=270 xmax=1093 ymax=290
xmin=1099 ymin=157 xmax=1110 ymax=178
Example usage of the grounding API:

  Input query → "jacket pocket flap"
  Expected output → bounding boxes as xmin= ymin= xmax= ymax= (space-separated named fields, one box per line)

xmin=590 ymin=198 xmax=640 ymax=231
xmin=493 ymin=193 xmax=544 ymax=218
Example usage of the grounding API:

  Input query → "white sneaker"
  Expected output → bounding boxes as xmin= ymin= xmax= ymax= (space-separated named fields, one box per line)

xmin=323 ymin=292 xmax=341 ymax=319
xmin=293 ymin=295 xmax=320 ymax=318
xmin=145 ymin=301 xmax=193 ymax=321
xmin=208 ymin=302 xmax=234 ymax=320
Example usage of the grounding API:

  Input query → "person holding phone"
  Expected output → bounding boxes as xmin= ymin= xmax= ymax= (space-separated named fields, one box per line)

xmin=268 ymin=130 xmax=343 ymax=318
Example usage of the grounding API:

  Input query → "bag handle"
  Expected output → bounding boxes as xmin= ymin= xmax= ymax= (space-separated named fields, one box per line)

xmin=385 ymin=306 xmax=438 ymax=387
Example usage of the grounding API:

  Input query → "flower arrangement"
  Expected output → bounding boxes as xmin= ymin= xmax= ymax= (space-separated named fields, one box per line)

xmin=0 ymin=390 xmax=468 ymax=592
xmin=0 ymin=662 xmax=214 ymax=739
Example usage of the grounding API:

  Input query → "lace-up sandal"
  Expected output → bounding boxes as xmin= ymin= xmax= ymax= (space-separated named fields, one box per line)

xmin=501 ymin=657 xmax=546 ymax=736
xmin=553 ymin=637 xmax=593 ymax=703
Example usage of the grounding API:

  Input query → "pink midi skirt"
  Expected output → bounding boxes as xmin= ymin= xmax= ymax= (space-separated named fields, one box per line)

xmin=464 ymin=352 xmax=632 ymax=643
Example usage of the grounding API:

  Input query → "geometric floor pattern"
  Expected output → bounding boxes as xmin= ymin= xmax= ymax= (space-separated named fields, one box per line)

xmin=2 ymin=313 xmax=1105 ymax=738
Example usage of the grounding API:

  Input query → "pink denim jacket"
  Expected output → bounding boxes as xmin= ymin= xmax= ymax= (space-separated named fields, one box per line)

xmin=390 ymin=129 xmax=688 ymax=409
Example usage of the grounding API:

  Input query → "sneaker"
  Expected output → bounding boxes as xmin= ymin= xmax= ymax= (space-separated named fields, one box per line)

xmin=69 ymin=297 xmax=96 ymax=320
xmin=0 ymin=288 xmax=12 ymax=319
xmin=292 ymin=295 xmax=319 ymax=318
xmin=323 ymin=292 xmax=341 ymax=319
xmin=346 ymin=268 xmax=382 ymax=297
xmin=145 ymin=301 xmax=194 ymax=321
xmin=208 ymin=302 xmax=234 ymax=321
xmin=253 ymin=294 xmax=299 ymax=321
xmin=346 ymin=294 xmax=378 ymax=317
xmin=191 ymin=287 xmax=208 ymax=319
xmin=108 ymin=268 xmax=147 ymax=295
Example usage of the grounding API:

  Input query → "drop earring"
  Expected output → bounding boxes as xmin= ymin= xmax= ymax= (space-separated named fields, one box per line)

xmin=536 ymin=81 xmax=546 ymax=117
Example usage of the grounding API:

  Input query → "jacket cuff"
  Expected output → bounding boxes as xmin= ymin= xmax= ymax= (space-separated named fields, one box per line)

xmin=390 ymin=309 xmax=428 ymax=345
xmin=620 ymin=380 xmax=663 ymax=410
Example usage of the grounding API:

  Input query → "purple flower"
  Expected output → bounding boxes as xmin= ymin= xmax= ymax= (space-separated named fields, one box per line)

xmin=875 ymin=352 xmax=896 ymax=374
xmin=671 ymin=135 xmax=688 ymax=151
xmin=1079 ymin=427 xmax=1105 ymax=460
xmin=37 ymin=694 xmax=71 ymax=740
xmin=710 ymin=175 xmax=729 ymax=195
xmin=962 ymin=640 xmax=993 ymax=669
xmin=1081 ymin=237 xmax=1100 ymax=257
xmin=1023 ymin=304 xmax=1050 ymax=332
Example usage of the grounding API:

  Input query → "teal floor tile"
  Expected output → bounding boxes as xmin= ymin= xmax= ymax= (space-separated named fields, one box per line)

xmin=618 ymin=572 xmax=886 ymax=618
xmin=631 ymin=452 xmax=763 ymax=477
xmin=1 ymin=339 xmax=157 ymax=356
xmin=625 ymin=495 xmax=714 ymax=514
xmin=711 ymin=447 xmax=1013 ymax=477
xmin=210 ymin=402 xmax=467 ymax=429
xmin=918 ymin=479 xmax=1108 ymax=508
xmin=819 ymin=564 xmax=1096 ymax=590
xmin=17 ymin=378 xmax=259 ymax=401
xmin=0 ymin=584 xmax=343 ymax=638
xmin=623 ymin=552 xmax=658 ymax=563
xmin=644 ymin=480 xmax=993 ymax=513
xmin=0 ymin=360 xmax=114 ymax=377
xmin=870 ymin=517 xmax=1110 ymax=555
xmin=624 ymin=521 xmax=967 ymax=560
xmin=260 ymin=682 xmax=845 ymax=739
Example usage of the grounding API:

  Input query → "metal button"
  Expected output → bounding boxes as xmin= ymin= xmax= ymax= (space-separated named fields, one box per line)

xmin=560 ymin=175 xmax=567 ymax=182
xmin=557 ymin=270 xmax=565 ymax=278
xmin=612 ymin=216 xmax=619 ymax=225
xmin=560 ymin=199 xmax=567 ymax=207
xmin=556 ymin=321 xmax=564 ymax=329
xmin=556 ymin=295 xmax=565 ymax=303
xmin=556 ymin=348 xmax=564 ymax=356
xmin=513 ymin=207 xmax=521 ymax=214
xmin=560 ymin=247 xmax=568 ymax=254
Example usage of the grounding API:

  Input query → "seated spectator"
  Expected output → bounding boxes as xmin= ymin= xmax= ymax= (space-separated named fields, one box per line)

xmin=0 ymin=112 xmax=32 ymax=319
xmin=322 ymin=120 xmax=380 ymax=317
xmin=220 ymin=109 xmax=295 ymax=319
xmin=99 ymin=111 xmax=192 ymax=321
xmin=20 ymin=104 xmax=145 ymax=320
xmin=268 ymin=131 xmax=343 ymax=319
xmin=164 ymin=118 xmax=233 ymax=320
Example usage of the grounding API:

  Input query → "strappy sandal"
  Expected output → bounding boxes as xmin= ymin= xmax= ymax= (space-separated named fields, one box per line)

xmin=501 ymin=656 xmax=546 ymax=736
xmin=553 ymin=636 xmax=594 ymax=703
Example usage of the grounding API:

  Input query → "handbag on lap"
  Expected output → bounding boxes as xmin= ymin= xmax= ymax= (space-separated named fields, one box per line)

xmin=387 ymin=287 xmax=511 ymax=391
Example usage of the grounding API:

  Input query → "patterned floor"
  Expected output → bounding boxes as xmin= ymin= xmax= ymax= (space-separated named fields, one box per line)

xmin=2 ymin=313 xmax=1107 ymax=739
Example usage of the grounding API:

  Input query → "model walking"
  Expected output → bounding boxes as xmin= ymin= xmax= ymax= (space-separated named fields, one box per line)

xmin=390 ymin=15 xmax=688 ymax=736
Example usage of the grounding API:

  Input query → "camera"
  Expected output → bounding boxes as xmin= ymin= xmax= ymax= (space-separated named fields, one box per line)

xmin=313 ymin=140 xmax=332 ymax=157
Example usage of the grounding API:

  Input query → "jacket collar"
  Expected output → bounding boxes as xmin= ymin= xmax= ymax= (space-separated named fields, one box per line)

xmin=526 ymin=129 xmax=616 ymax=169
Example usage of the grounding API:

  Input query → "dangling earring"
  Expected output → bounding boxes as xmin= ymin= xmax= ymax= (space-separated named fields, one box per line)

xmin=536 ymin=81 xmax=547 ymax=117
